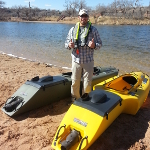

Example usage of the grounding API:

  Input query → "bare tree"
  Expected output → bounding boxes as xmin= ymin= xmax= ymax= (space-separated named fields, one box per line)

xmin=110 ymin=0 xmax=118 ymax=17
xmin=78 ymin=0 xmax=87 ymax=11
xmin=21 ymin=7 xmax=30 ymax=19
xmin=16 ymin=8 xmax=20 ymax=17
xmin=31 ymin=7 xmax=40 ymax=17
xmin=0 ymin=0 xmax=5 ymax=8
xmin=0 ymin=1 xmax=5 ymax=20
xmin=64 ymin=0 xmax=87 ymax=17
xmin=0 ymin=0 xmax=149 ymax=21
xmin=95 ymin=4 xmax=107 ymax=16
xmin=11 ymin=6 xmax=21 ymax=18
xmin=130 ymin=0 xmax=144 ymax=19
xmin=71 ymin=0 xmax=79 ymax=16
xmin=64 ymin=0 xmax=72 ymax=16
xmin=121 ymin=0 xmax=135 ymax=17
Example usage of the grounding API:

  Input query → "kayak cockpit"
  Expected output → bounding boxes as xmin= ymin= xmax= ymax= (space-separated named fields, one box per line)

xmin=104 ymin=72 xmax=145 ymax=94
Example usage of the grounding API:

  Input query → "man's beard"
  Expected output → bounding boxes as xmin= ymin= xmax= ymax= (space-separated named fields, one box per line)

xmin=81 ymin=21 xmax=87 ymax=26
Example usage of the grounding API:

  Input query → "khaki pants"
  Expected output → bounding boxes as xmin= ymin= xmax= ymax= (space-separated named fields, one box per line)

xmin=71 ymin=61 xmax=94 ymax=99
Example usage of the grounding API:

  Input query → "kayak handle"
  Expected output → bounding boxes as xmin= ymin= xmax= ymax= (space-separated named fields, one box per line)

xmin=54 ymin=124 xmax=66 ymax=146
xmin=78 ymin=136 xmax=88 ymax=150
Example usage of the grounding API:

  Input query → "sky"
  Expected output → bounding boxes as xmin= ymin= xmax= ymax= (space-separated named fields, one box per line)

xmin=3 ymin=0 xmax=150 ymax=10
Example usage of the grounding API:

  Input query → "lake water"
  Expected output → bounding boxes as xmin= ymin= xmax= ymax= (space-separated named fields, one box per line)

xmin=0 ymin=22 xmax=150 ymax=76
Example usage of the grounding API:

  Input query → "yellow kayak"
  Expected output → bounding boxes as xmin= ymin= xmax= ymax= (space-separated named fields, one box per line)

xmin=94 ymin=72 xmax=150 ymax=115
xmin=51 ymin=72 xmax=150 ymax=150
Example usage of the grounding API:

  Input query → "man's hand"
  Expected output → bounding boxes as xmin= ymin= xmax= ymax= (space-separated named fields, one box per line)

xmin=88 ymin=38 xmax=95 ymax=49
xmin=68 ymin=39 xmax=75 ymax=49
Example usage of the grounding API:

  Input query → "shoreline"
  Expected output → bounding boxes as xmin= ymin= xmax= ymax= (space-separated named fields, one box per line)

xmin=0 ymin=51 xmax=72 ymax=70
xmin=1 ymin=16 xmax=150 ymax=25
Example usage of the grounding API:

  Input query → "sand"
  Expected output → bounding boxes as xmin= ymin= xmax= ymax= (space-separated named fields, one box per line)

xmin=0 ymin=53 xmax=150 ymax=150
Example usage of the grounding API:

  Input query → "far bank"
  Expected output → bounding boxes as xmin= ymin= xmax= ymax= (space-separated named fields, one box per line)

xmin=3 ymin=16 xmax=150 ymax=25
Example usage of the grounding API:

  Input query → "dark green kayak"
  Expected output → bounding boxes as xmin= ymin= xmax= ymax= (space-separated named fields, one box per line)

xmin=1 ymin=66 xmax=119 ymax=116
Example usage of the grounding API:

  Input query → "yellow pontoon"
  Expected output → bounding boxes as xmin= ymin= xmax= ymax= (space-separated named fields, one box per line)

xmin=51 ymin=72 xmax=150 ymax=150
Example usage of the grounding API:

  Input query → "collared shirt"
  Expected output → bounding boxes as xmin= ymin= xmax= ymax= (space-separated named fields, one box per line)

xmin=65 ymin=25 xmax=102 ymax=64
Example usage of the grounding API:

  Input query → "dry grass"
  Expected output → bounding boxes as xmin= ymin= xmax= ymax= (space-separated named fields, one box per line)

xmin=9 ymin=16 xmax=150 ymax=25
xmin=96 ymin=16 xmax=150 ymax=25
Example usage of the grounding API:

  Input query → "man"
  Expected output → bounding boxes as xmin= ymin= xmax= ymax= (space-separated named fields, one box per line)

xmin=65 ymin=9 xmax=102 ymax=100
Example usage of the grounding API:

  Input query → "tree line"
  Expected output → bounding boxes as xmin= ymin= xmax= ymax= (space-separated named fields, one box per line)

xmin=0 ymin=0 xmax=150 ymax=21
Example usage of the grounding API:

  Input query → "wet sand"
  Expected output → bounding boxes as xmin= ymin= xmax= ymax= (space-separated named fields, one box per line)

xmin=0 ymin=53 xmax=150 ymax=150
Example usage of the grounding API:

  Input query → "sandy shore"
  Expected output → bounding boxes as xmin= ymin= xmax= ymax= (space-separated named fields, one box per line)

xmin=0 ymin=53 xmax=150 ymax=150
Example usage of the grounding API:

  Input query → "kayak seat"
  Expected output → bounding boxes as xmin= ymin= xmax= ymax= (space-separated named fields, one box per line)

xmin=105 ymin=78 xmax=132 ymax=91
xmin=105 ymin=75 xmax=137 ymax=92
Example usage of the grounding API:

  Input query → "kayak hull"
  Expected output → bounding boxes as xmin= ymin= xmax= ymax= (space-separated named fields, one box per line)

xmin=1 ymin=66 xmax=118 ymax=116
xmin=51 ymin=72 xmax=150 ymax=149
xmin=51 ymin=89 xmax=123 ymax=150
xmin=94 ymin=72 xmax=150 ymax=115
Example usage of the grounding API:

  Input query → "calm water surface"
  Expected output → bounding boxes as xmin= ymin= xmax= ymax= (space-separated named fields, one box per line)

xmin=0 ymin=22 xmax=150 ymax=75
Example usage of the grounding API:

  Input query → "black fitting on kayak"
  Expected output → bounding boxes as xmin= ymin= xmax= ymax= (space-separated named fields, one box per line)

xmin=78 ymin=136 xmax=88 ymax=150
xmin=42 ymin=85 xmax=45 ymax=91
xmin=93 ymin=67 xmax=100 ymax=75
xmin=81 ymin=93 xmax=89 ymax=101
xmin=31 ymin=76 xmax=39 ymax=81
xmin=61 ymin=129 xmax=81 ymax=150
xmin=119 ymin=99 xmax=122 ymax=106
xmin=103 ymin=81 xmax=106 ymax=86
xmin=62 ymin=72 xmax=72 ymax=77
xmin=3 ymin=96 xmax=24 ymax=112
xmin=106 ymin=112 xmax=109 ymax=120
xmin=54 ymin=124 xmax=66 ymax=146
xmin=39 ymin=75 xmax=53 ymax=82
xmin=63 ymin=80 xmax=66 ymax=85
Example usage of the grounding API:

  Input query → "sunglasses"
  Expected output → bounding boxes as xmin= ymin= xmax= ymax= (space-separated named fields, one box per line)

xmin=80 ymin=14 xmax=88 ymax=18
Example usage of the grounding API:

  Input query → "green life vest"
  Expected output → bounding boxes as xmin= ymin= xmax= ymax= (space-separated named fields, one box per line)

xmin=73 ymin=21 xmax=91 ymax=48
